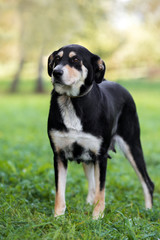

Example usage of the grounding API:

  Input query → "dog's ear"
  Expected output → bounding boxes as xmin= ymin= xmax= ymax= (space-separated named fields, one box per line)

xmin=92 ymin=55 xmax=106 ymax=83
xmin=47 ymin=51 xmax=57 ymax=77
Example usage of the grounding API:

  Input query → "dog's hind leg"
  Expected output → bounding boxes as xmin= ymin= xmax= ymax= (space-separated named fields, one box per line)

xmin=116 ymin=104 xmax=154 ymax=209
xmin=83 ymin=163 xmax=95 ymax=205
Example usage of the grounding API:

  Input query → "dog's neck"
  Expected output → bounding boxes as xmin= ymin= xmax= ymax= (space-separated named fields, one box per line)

xmin=69 ymin=85 xmax=93 ymax=98
xmin=54 ymin=84 xmax=93 ymax=99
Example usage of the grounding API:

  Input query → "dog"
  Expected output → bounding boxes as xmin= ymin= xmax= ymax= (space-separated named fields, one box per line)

xmin=47 ymin=44 xmax=154 ymax=219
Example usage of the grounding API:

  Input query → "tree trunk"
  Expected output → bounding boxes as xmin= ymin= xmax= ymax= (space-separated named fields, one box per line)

xmin=35 ymin=47 xmax=45 ymax=93
xmin=10 ymin=56 xmax=24 ymax=92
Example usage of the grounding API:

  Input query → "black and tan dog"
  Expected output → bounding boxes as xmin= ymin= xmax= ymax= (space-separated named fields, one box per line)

xmin=47 ymin=44 xmax=154 ymax=219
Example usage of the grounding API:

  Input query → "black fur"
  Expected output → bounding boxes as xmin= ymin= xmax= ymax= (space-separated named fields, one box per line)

xmin=47 ymin=44 xmax=154 ymax=216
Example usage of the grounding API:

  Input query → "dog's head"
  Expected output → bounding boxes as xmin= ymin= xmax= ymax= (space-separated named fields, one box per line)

xmin=48 ymin=44 xmax=106 ymax=97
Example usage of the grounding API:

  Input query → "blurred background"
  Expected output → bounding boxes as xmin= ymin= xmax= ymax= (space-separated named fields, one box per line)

xmin=0 ymin=0 xmax=160 ymax=93
xmin=0 ymin=2 xmax=160 ymax=235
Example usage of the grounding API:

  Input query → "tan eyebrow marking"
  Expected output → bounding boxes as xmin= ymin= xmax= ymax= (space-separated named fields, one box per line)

xmin=57 ymin=51 xmax=64 ymax=57
xmin=69 ymin=51 xmax=76 ymax=58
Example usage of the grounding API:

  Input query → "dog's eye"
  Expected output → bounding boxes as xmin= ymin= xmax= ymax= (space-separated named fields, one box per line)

xmin=72 ymin=57 xmax=80 ymax=63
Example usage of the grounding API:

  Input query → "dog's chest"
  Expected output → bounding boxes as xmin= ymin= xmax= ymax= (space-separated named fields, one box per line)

xmin=49 ymin=96 xmax=102 ymax=162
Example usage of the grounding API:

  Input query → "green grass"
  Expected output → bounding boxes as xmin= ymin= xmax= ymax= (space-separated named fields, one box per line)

xmin=0 ymin=80 xmax=160 ymax=239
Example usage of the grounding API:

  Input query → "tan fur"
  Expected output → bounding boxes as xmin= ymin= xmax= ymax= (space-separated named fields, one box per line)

xmin=65 ymin=64 xmax=79 ymax=79
xmin=69 ymin=51 xmax=76 ymax=58
xmin=54 ymin=193 xmax=66 ymax=217
xmin=93 ymin=189 xmax=105 ymax=219
xmin=49 ymin=54 xmax=54 ymax=67
xmin=50 ymin=54 xmax=54 ymax=62
xmin=54 ymin=160 xmax=67 ymax=217
xmin=92 ymin=162 xmax=105 ymax=219
xmin=97 ymin=59 xmax=104 ymax=71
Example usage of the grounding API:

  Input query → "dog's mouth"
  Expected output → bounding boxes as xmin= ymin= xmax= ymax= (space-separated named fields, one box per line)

xmin=52 ymin=76 xmax=76 ymax=87
xmin=54 ymin=78 xmax=63 ymax=85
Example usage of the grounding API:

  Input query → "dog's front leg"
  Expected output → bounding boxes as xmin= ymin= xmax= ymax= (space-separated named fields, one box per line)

xmin=83 ymin=163 xmax=95 ymax=205
xmin=93 ymin=157 xmax=107 ymax=219
xmin=54 ymin=154 xmax=68 ymax=217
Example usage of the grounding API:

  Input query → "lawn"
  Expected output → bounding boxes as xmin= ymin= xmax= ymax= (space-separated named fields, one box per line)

xmin=0 ymin=80 xmax=160 ymax=239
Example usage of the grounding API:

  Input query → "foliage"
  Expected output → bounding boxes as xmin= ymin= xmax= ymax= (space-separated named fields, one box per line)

xmin=0 ymin=80 xmax=160 ymax=239
xmin=0 ymin=0 xmax=160 ymax=81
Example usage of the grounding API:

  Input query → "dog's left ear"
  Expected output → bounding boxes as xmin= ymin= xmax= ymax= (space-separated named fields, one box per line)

xmin=47 ymin=51 xmax=57 ymax=77
xmin=92 ymin=55 xmax=106 ymax=83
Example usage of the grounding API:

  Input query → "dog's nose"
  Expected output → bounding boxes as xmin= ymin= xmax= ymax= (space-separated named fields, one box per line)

xmin=53 ymin=69 xmax=63 ymax=78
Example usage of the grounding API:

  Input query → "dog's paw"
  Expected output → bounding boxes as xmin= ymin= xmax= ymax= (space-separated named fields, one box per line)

xmin=86 ymin=190 xmax=95 ymax=205
xmin=92 ymin=210 xmax=104 ymax=220
xmin=54 ymin=205 xmax=66 ymax=217
xmin=92 ymin=200 xmax=105 ymax=220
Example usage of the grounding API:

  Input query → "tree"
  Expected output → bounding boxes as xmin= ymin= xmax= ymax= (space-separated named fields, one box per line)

xmin=9 ymin=0 xmax=84 ymax=92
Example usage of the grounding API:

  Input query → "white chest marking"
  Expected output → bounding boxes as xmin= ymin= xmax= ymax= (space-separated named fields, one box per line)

xmin=50 ymin=130 xmax=102 ymax=156
xmin=58 ymin=95 xmax=82 ymax=131
xmin=49 ymin=96 xmax=102 ymax=161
